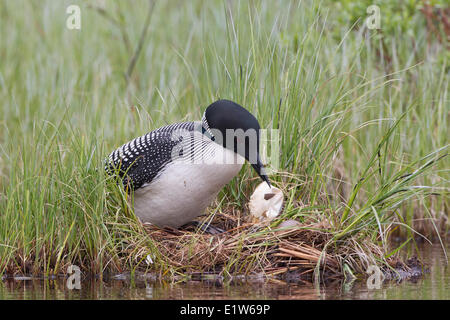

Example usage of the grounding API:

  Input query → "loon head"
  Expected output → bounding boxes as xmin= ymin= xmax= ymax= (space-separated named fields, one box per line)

xmin=202 ymin=99 xmax=271 ymax=187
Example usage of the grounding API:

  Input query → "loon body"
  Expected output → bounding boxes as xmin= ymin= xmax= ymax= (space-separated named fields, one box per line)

xmin=106 ymin=100 xmax=269 ymax=228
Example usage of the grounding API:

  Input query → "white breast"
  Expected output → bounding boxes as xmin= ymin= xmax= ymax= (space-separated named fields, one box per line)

xmin=133 ymin=133 xmax=244 ymax=228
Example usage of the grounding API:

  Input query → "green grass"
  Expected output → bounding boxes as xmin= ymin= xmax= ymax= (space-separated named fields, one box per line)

xmin=0 ymin=0 xmax=448 ymax=277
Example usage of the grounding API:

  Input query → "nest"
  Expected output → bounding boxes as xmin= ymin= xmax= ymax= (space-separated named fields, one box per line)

xmin=143 ymin=211 xmax=342 ymax=281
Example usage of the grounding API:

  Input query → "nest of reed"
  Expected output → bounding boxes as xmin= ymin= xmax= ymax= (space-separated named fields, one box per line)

xmin=141 ymin=206 xmax=401 ymax=282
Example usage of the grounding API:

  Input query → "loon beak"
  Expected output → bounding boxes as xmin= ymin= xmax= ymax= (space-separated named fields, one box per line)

xmin=251 ymin=155 xmax=271 ymax=188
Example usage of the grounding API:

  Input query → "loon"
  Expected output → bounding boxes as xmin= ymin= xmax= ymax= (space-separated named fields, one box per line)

xmin=106 ymin=99 xmax=270 ymax=229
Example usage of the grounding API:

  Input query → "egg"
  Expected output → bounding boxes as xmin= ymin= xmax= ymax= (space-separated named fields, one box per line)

xmin=249 ymin=182 xmax=284 ymax=221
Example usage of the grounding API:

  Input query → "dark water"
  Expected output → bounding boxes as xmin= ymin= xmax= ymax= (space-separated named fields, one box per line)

xmin=1 ymin=243 xmax=448 ymax=300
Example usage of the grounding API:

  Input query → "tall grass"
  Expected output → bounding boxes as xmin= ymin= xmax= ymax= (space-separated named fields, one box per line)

xmin=0 ymin=0 xmax=448 ymax=277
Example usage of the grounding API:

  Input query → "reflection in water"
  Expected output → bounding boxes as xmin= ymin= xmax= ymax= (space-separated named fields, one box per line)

xmin=0 ymin=244 xmax=447 ymax=300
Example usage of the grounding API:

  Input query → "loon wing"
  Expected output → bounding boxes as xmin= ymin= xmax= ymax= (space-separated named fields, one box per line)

xmin=106 ymin=121 xmax=196 ymax=190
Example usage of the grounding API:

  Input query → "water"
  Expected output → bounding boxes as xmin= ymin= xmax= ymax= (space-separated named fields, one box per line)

xmin=0 ymin=243 xmax=447 ymax=300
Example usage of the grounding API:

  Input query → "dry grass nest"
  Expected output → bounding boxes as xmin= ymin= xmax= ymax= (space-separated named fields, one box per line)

xmin=141 ymin=207 xmax=404 ymax=281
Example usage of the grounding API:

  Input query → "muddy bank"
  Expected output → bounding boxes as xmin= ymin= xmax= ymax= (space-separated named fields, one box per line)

xmin=0 ymin=256 xmax=429 ymax=284
xmin=382 ymin=257 xmax=429 ymax=282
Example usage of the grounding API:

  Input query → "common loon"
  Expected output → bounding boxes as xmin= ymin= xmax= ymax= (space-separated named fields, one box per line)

xmin=106 ymin=99 xmax=270 ymax=228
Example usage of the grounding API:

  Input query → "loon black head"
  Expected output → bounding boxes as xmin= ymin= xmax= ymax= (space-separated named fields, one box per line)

xmin=202 ymin=99 xmax=271 ymax=187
